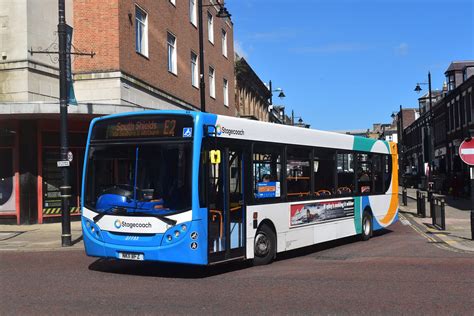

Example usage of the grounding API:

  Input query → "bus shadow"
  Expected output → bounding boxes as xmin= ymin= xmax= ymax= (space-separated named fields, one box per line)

xmin=276 ymin=229 xmax=393 ymax=262
xmin=88 ymin=229 xmax=393 ymax=277
xmin=88 ymin=258 xmax=252 ymax=279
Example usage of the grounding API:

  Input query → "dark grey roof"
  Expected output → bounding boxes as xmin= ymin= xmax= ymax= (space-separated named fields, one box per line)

xmin=445 ymin=61 xmax=474 ymax=73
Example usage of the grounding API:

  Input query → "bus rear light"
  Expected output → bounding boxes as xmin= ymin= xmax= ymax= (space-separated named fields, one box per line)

xmin=253 ymin=212 xmax=258 ymax=229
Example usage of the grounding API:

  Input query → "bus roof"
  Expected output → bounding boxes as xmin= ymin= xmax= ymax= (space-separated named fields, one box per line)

xmin=89 ymin=110 xmax=393 ymax=155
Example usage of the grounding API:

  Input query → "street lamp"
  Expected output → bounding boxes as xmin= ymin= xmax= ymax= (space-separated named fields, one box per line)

xmin=414 ymin=72 xmax=434 ymax=195
xmin=268 ymin=80 xmax=285 ymax=105
xmin=198 ymin=0 xmax=231 ymax=113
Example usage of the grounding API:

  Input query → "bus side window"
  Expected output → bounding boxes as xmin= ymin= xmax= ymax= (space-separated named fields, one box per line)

xmin=336 ymin=152 xmax=354 ymax=196
xmin=373 ymin=154 xmax=384 ymax=194
xmin=286 ymin=146 xmax=311 ymax=199
xmin=252 ymin=145 xmax=282 ymax=199
xmin=356 ymin=153 xmax=372 ymax=194
xmin=314 ymin=148 xmax=336 ymax=197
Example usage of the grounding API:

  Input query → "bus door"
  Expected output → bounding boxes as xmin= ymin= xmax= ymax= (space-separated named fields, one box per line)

xmin=208 ymin=147 xmax=245 ymax=263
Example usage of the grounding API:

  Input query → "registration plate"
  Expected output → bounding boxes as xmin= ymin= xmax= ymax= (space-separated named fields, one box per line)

xmin=118 ymin=252 xmax=144 ymax=261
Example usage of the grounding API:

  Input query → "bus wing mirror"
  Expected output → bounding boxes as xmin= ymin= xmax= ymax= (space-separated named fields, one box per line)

xmin=210 ymin=150 xmax=221 ymax=164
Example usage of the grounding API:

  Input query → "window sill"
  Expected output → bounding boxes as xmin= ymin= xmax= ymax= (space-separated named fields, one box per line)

xmin=136 ymin=51 xmax=149 ymax=60
xmin=168 ymin=70 xmax=178 ymax=77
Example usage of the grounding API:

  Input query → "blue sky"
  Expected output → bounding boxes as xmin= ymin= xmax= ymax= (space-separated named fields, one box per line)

xmin=226 ymin=0 xmax=474 ymax=131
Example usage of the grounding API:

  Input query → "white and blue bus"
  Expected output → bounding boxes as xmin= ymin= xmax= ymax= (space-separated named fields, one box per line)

xmin=81 ymin=110 xmax=399 ymax=265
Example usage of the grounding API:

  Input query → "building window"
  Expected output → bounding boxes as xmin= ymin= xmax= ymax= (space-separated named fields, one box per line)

xmin=191 ymin=52 xmax=198 ymax=87
xmin=135 ymin=6 xmax=148 ymax=56
xmin=209 ymin=67 xmax=215 ymax=98
xmin=207 ymin=12 xmax=214 ymax=44
xmin=189 ymin=0 xmax=197 ymax=26
xmin=167 ymin=32 xmax=177 ymax=74
xmin=447 ymin=74 xmax=455 ymax=91
xmin=169 ymin=0 xmax=176 ymax=6
xmin=221 ymin=29 xmax=227 ymax=57
xmin=223 ymin=78 xmax=228 ymax=106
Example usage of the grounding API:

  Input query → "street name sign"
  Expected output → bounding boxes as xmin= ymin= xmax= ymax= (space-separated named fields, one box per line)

xmin=459 ymin=139 xmax=474 ymax=166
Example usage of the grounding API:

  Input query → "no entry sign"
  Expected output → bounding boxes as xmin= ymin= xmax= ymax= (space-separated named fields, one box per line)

xmin=459 ymin=139 xmax=474 ymax=165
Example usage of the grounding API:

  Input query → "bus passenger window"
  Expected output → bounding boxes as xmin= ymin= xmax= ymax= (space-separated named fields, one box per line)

xmin=253 ymin=146 xmax=282 ymax=199
xmin=373 ymin=154 xmax=384 ymax=193
xmin=336 ymin=152 xmax=354 ymax=195
xmin=313 ymin=148 xmax=336 ymax=198
xmin=286 ymin=147 xmax=311 ymax=199
xmin=356 ymin=153 xmax=372 ymax=194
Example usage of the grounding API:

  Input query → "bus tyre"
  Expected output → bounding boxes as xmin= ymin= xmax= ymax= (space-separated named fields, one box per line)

xmin=361 ymin=211 xmax=373 ymax=241
xmin=253 ymin=224 xmax=276 ymax=266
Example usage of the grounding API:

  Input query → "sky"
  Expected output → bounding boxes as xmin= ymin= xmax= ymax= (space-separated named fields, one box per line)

xmin=225 ymin=0 xmax=474 ymax=131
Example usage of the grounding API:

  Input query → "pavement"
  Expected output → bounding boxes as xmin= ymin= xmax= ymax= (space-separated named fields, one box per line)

xmin=0 ymin=190 xmax=473 ymax=253
xmin=399 ymin=187 xmax=474 ymax=253
xmin=0 ymin=220 xmax=83 ymax=252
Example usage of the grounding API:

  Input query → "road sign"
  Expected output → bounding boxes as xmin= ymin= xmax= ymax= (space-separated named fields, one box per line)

xmin=459 ymin=139 xmax=474 ymax=165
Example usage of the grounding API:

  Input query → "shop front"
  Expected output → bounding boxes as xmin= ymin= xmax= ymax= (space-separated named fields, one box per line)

xmin=0 ymin=116 xmax=92 ymax=224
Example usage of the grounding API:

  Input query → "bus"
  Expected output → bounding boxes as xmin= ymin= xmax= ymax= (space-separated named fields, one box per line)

xmin=81 ymin=110 xmax=398 ymax=265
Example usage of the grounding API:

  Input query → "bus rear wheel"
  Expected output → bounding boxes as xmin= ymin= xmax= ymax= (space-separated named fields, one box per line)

xmin=361 ymin=211 xmax=373 ymax=241
xmin=253 ymin=224 xmax=276 ymax=266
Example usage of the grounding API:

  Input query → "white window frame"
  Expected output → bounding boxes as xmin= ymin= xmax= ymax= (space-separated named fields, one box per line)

xmin=209 ymin=66 xmax=215 ymax=98
xmin=221 ymin=29 xmax=227 ymax=57
xmin=223 ymin=78 xmax=229 ymax=107
xmin=191 ymin=51 xmax=198 ymax=87
xmin=189 ymin=0 xmax=197 ymax=26
xmin=135 ymin=6 xmax=148 ymax=57
xmin=167 ymin=32 xmax=177 ymax=74
xmin=207 ymin=12 xmax=214 ymax=44
xmin=169 ymin=0 xmax=176 ymax=6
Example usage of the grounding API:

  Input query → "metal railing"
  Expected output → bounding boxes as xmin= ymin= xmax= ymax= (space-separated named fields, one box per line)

xmin=430 ymin=196 xmax=446 ymax=230
xmin=416 ymin=190 xmax=426 ymax=218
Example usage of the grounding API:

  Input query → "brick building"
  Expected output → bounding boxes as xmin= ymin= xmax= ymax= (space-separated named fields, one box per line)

xmin=400 ymin=61 xmax=474 ymax=192
xmin=73 ymin=0 xmax=235 ymax=115
xmin=0 ymin=0 xmax=235 ymax=224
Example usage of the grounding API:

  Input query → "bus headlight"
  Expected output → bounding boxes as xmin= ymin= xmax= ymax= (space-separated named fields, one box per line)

xmin=181 ymin=224 xmax=187 ymax=232
xmin=174 ymin=230 xmax=180 ymax=238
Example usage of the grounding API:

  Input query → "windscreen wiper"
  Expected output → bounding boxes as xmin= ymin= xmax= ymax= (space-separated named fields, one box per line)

xmin=93 ymin=207 xmax=127 ymax=223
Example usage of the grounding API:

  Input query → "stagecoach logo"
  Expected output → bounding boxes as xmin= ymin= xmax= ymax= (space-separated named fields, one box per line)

xmin=114 ymin=219 xmax=152 ymax=229
xmin=215 ymin=124 xmax=245 ymax=137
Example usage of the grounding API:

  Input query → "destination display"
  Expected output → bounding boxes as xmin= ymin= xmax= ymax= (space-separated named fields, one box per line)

xmin=290 ymin=199 xmax=355 ymax=227
xmin=91 ymin=115 xmax=194 ymax=140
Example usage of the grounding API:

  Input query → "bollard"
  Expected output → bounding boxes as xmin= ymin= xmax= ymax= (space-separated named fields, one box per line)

xmin=471 ymin=211 xmax=474 ymax=241
xmin=402 ymin=187 xmax=407 ymax=206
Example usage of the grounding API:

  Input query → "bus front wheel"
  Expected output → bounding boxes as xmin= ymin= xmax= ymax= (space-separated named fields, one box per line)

xmin=361 ymin=211 xmax=373 ymax=241
xmin=253 ymin=224 xmax=276 ymax=265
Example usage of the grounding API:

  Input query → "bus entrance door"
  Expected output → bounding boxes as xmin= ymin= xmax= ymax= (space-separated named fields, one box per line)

xmin=208 ymin=147 xmax=245 ymax=263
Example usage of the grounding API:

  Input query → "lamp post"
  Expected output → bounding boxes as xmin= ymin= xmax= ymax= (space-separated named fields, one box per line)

xmin=268 ymin=80 xmax=285 ymax=105
xmin=58 ymin=0 xmax=71 ymax=246
xmin=198 ymin=0 xmax=231 ymax=113
xmin=414 ymin=72 xmax=434 ymax=196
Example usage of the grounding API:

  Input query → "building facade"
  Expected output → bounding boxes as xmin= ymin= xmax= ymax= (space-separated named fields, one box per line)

xmin=0 ymin=0 xmax=235 ymax=224
xmin=401 ymin=61 xmax=474 ymax=193
xmin=234 ymin=56 xmax=270 ymax=121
